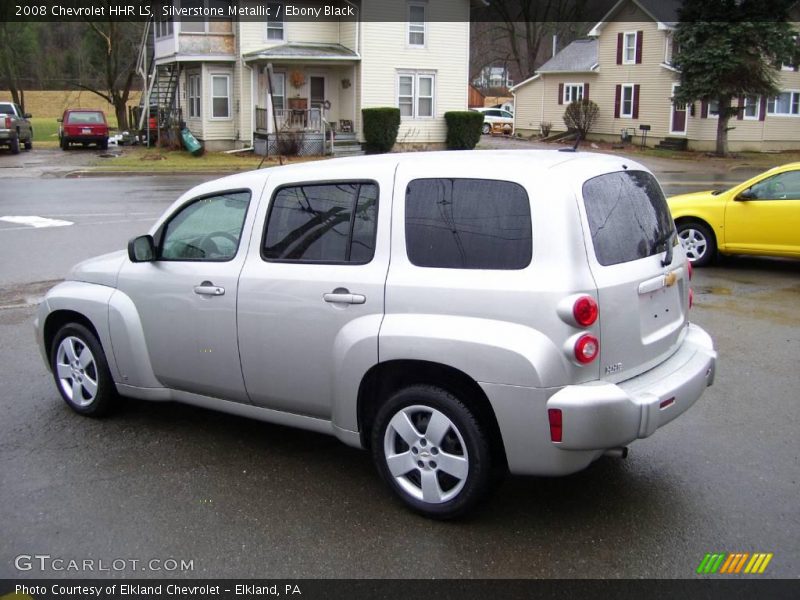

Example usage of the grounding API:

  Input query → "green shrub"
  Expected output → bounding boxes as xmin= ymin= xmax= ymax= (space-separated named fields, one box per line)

xmin=444 ymin=111 xmax=484 ymax=150
xmin=361 ymin=107 xmax=400 ymax=153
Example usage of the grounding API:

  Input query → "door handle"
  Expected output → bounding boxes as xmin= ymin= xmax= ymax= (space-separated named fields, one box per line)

xmin=323 ymin=288 xmax=366 ymax=305
xmin=194 ymin=281 xmax=225 ymax=296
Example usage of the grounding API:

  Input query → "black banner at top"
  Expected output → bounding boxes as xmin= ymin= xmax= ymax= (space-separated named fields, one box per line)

xmin=1 ymin=0 xmax=796 ymax=23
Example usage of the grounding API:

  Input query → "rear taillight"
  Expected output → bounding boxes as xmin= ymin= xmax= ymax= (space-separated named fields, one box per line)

xmin=573 ymin=295 xmax=598 ymax=327
xmin=574 ymin=334 xmax=599 ymax=364
xmin=687 ymin=261 xmax=693 ymax=281
xmin=548 ymin=408 xmax=563 ymax=442
xmin=2 ymin=116 xmax=9 ymax=128
xmin=689 ymin=288 xmax=694 ymax=310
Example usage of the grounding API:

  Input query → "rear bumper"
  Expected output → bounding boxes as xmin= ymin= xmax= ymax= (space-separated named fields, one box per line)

xmin=547 ymin=323 xmax=716 ymax=451
xmin=0 ymin=129 xmax=17 ymax=142
xmin=63 ymin=136 xmax=107 ymax=144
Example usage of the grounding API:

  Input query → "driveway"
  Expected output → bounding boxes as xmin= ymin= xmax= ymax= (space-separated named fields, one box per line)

xmin=0 ymin=146 xmax=124 ymax=179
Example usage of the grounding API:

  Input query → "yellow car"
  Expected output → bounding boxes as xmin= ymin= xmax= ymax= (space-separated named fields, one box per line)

xmin=667 ymin=163 xmax=800 ymax=266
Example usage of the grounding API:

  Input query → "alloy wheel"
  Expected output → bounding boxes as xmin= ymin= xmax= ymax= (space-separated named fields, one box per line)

xmin=55 ymin=336 xmax=99 ymax=407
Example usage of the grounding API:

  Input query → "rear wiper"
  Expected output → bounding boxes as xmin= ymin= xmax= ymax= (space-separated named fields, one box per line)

xmin=654 ymin=228 xmax=677 ymax=266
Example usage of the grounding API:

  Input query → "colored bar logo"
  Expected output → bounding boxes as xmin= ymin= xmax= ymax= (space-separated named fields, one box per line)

xmin=696 ymin=552 xmax=773 ymax=574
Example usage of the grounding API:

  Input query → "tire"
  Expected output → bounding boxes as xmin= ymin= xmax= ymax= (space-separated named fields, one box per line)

xmin=50 ymin=323 xmax=117 ymax=417
xmin=482 ymin=123 xmax=491 ymax=135
xmin=24 ymin=135 xmax=32 ymax=150
xmin=100 ymin=139 xmax=108 ymax=150
xmin=60 ymin=137 xmax=69 ymax=151
xmin=9 ymin=136 xmax=20 ymax=155
xmin=371 ymin=385 xmax=494 ymax=519
xmin=677 ymin=220 xmax=716 ymax=267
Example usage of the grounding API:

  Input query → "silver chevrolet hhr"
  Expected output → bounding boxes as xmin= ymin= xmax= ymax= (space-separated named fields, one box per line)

xmin=35 ymin=150 xmax=717 ymax=518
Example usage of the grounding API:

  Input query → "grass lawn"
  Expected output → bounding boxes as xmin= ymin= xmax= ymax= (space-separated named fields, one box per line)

xmin=91 ymin=146 xmax=322 ymax=172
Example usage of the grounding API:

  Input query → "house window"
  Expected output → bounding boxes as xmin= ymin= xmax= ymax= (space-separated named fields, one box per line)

xmin=271 ymin=72 xmax=285 ymax=111
xmin=621 ymin=84 xmax=635 ymax=117
xmin=665 ymin=33 xmax=679 ymax=65
xmin=742 ymin=96 xmax=760 ymax=120
xmin=782 ymin=35 xmax=798 ymax=71
xmin=623 ymin=32 xmax=637 ymax=64
xmin=767 ymin=91 xmax=800 ymax=116
xmin=267 ymin=2 xmax=284 ymax=41
xmin=211 ymin=74 xmax=231 ymax=119
xmin=708 ymin=99 xmax=720 ymax=117
xmin=398 ymin=72 xmax=435 ymax=118
xmin=188 ymin=74 xmax=201 ymax=118
xmin=408 ymin=3 xmax=426 ymax=47
xmin=180 ymin=0 xmax=205 ymax=33
xmin=564 ymin=83 xmax=584 ymax=104
xmin=156 ymin=17 xmax=173 ymax=38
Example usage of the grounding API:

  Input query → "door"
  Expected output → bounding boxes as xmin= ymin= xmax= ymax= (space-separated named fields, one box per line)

xmin=670 ymin=84 xmax=687 ymax=134
xmin=724 ymin=170 xmax=800 ymax=255
xmin=237 ymin=167 xmax=393 ymax=421
xmin=309 ymin=76 xmax=325 ymax=110
xmin=115 ymin=190 xmax=254 ymax=402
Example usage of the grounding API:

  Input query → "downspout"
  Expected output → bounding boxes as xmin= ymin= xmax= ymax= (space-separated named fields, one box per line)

xmin=343 ymin=0 xmax=360 ymax=134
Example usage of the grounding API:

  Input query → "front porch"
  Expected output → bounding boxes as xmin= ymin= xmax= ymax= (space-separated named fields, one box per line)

xmin=245 ymin=42 xmax=361 ymax=156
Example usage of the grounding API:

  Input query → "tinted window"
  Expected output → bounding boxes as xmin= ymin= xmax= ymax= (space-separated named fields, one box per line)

xmin=405 ymin=178 xmax=532 ymax=269
xmin=582 ymin=170 xmax=674 ymax=266
xmin=160 ymin=191 xmax=250 ymax=261
xmin=263 ymin=182 xmax=378 ymax=263
xmin=66 ymin=112 xmax=105 ymax=124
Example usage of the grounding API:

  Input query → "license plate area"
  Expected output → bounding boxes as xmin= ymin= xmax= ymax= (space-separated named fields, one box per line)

xmin=639 ymin=286 xmax=682 ymax=342
xmin=82 ymin=128 xmax=92 ymax=134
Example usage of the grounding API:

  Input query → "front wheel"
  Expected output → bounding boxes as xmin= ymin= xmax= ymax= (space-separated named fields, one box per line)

xmin=10 ymin=136 xmax=20 ymax=154
xmin=372 ymin=385 xmax=493 ymax=519
xmin=51 ymin=323 xmax=117 ymax=417
xmin=24 ymin=136 xmax=32 ymax=150
xmin=677 ymin=221 xmax=716 ymax=267
xmin=482 ymin=123 xmax=491 ymax=135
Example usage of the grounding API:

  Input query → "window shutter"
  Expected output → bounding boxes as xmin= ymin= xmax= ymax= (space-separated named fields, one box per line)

xmin=614 ymin=84 xmax=621 ymax=118
xmin=737 ymin=96 xmax=744 ymax=120
xmin=635 ymin=31 xmax=643 ymax=64
xmin=584 ymin=82 xmax=590 ymax=100
xmin=616 ymin=33 xmax=623 ymax=65
xmin=632 ymin=84 xmax=640 ymax=118
xmin=759 ymin=96 xmax=767 ymax=121
xmin=701 ymin=100 xmax=708 ymax=119
xmin=558 ymin=83 xmax=564 ymax=105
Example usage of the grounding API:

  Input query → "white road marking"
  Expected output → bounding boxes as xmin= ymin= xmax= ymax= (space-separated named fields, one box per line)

xmin=0 ymin=216 xmax=74 ymax=228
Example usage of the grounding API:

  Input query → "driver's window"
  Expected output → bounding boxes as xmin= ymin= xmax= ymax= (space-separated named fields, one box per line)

xmin=160 ymin=191 xmax=251 ymax=261
xmin=748 ymin=171 xmax=800 ymax=200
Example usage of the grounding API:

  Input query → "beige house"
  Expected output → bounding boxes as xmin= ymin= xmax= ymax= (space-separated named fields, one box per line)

xmin=139 ymin=0 xmax=471 ymax=154
xmin=511 ymin=0 xmax=800 ymax=152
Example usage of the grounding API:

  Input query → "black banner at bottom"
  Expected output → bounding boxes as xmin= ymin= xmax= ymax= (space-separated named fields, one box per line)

xmin=1 ymin=579 xmax=799 ymax=600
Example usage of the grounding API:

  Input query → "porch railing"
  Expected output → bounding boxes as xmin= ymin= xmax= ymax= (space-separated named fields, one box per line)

xmin=255 ymin=106 xmax=324 ymax=132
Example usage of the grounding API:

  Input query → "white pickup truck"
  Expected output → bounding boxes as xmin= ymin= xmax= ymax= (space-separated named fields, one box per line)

xmin=0 ymin=101 xmax=33 ymax=154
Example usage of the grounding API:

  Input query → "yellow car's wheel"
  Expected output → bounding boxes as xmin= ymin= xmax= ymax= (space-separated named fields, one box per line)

xmin=677 ymin=221 xmax=716 ymax=267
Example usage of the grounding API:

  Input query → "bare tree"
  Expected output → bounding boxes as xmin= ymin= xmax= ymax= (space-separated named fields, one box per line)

xmin=79 ymin=9 xmax=143 ymax=130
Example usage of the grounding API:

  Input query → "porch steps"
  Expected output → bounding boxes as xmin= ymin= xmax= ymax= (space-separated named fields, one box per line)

xmin=655 ymin=137 xmax=688 ymax=151
xmin=332 ymin=133 xmax=364 ymax=157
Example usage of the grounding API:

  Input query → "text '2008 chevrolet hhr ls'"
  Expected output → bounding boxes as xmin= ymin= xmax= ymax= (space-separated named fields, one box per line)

xmin=35 ymin=150 xmax=717 ymax=518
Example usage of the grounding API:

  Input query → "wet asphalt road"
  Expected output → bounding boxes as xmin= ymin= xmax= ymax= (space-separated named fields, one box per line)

xmin=0 ymin=168 xmax=798 ymax=579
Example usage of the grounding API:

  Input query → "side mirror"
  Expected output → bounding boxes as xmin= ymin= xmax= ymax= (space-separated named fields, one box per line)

xmin=23 ymin=113 xmax=32 ymax=119
xmin=57 ymin=117 xmax=63 ymax=123
xmin=128 ymin=235 xmax=156 ymax=262
xmin=736 ymin=189 xmax=756 ymax=201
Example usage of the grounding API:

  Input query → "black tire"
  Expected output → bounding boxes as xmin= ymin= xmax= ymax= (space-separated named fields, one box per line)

xmin=24 ymin=135 xmax=32 ymax=150
xmin=677 ymin=220 xmax=716 ymax=267
xmin=100 ymin=139 xmax=109 ymax=150
xmin=9 ymin=136 xmax=20 ymax=155
xmin=371 ymin=385 xmax=494 ymax=519
xmin=60 ymin=137 xmax=69 ymax=151
xmin=482 ymin=123 xmax=491 ymax=135
xmin=50 ymin=323 xmax=117 ymax=417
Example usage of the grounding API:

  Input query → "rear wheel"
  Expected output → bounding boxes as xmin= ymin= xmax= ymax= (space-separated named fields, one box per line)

xmin=60 ymin=137 xmax=69 ymax=151
xmin=372 ymin=385 xmax=493 ymax=519
xmin=100 ymin=139 xmax=109 ymax=150
xmin=677 ymin=221 xmax=716 ymax=267
xmin=482 ymin=123 xmax=491 ymax=135
xmin=50 ymin=323 xmax=117 ymax=417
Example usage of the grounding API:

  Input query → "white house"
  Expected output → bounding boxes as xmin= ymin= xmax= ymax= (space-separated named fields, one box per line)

xmin=139 ymin=0 xmax=472 ymax=155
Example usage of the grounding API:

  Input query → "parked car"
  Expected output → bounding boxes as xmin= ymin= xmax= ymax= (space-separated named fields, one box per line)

xmin=35 ymin=151 xmax=716 ymax=519
xmin=0 ymin=101 xmax=33 ymax=154
xmin=668 ymin=163 xmax=800 ymax=266
xmin=58 ymin=109 xmax=109 ymax=150
xmin=472 ymin=107 xmax=514 ymax=134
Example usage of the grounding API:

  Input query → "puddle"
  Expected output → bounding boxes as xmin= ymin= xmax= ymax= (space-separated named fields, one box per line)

xmin=0 ymin=279 xmax=61 ymax=309
xmin=694 ymin=286 xmax=732 ymax=295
